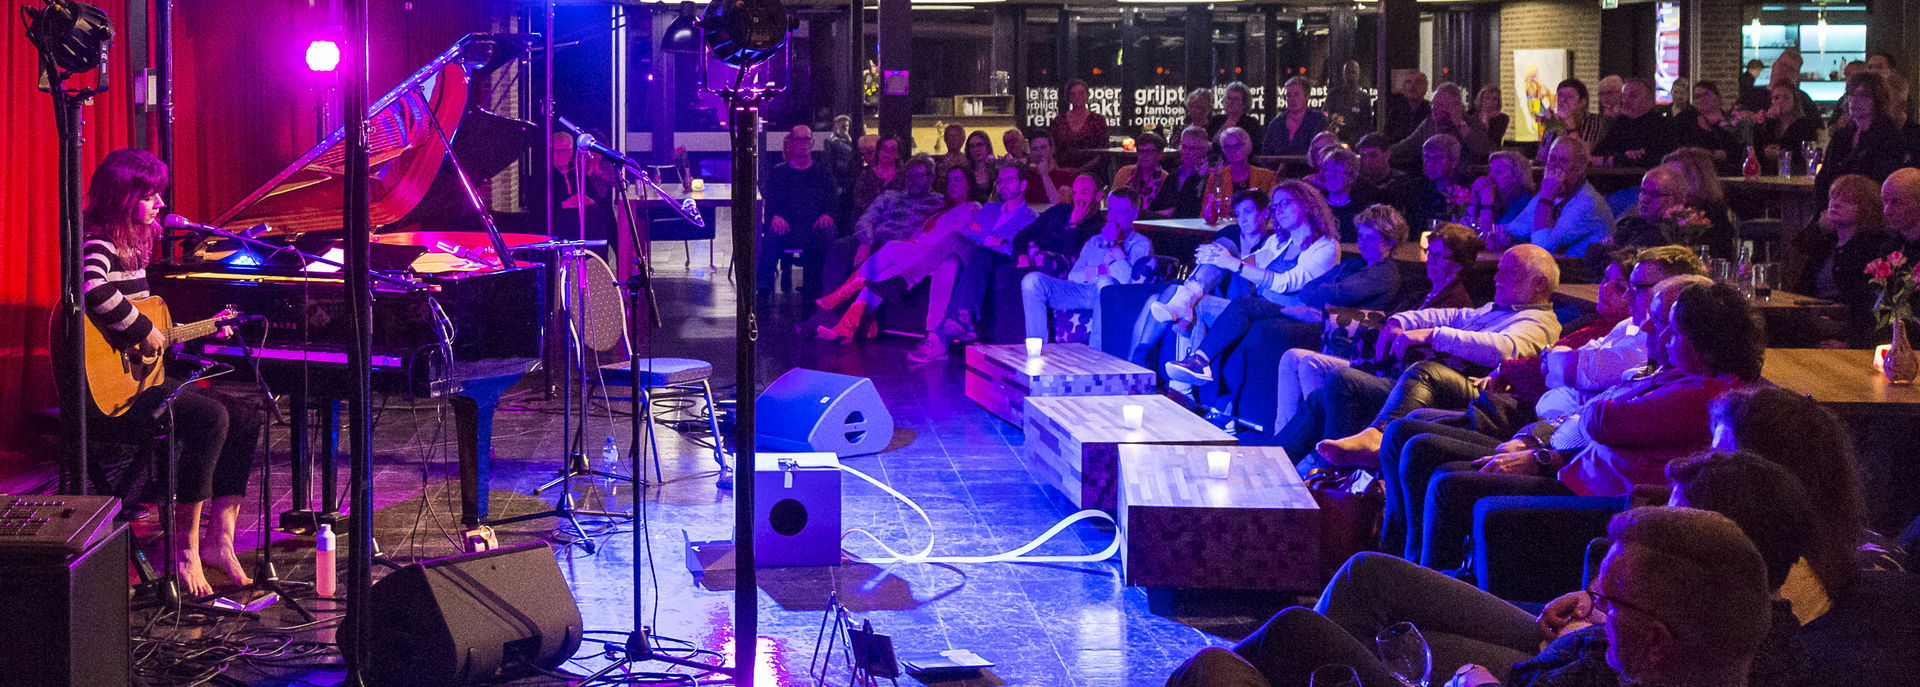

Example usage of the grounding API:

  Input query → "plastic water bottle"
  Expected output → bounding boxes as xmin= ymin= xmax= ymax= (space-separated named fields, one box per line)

xmin=600 ymin=436 xmax=619 ymax=471
xmin=315 ymin=523 xmax=336 ymax=598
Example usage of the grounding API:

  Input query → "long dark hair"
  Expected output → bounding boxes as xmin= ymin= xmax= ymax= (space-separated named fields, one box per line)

xmin=1711 ymin=386 xmax=1865 ymax=594
xmin=1666 ymin=451 xmax=1815 ymax=591
xmin=83 ymin=148 xmax=169 ymax=270
xmin=1671 ymin=282 xmax=1765 ymax=382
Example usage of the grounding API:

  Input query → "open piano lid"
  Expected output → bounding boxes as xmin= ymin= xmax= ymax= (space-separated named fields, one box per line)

xmin=209 ymin=34 xmax=535 ymax=243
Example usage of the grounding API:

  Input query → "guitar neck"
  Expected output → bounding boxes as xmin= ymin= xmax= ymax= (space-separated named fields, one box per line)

xmin=165 ymin=317 xmax=222 ymax=344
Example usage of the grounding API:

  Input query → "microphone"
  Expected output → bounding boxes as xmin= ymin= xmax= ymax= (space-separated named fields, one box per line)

xmin=163 ymin=214 xmax=220 ymax=234
xmin=557 ymin=116 xmax=646 ymax=171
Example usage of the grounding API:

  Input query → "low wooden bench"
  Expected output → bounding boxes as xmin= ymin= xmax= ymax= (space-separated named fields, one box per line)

xmin=1022 ymin=394 xmax=1234 ymax=512
xmin=1119 ymin=444 xmax=1321 ymax=597
xmin=965 ymin=343 xmax=1154 ymax=426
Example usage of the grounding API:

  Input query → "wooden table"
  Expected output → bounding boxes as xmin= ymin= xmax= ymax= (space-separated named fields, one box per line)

xmin=1118 ymin=444 xmax=1321 ymax=594
xmin=1554 ymin=283 xmax=1841 ymax=312
xmin=1763 ymin=348 xmax=1920 ymax=411
xmin=1133 ymin=217 xmax=1229 ymax=261
xmin=964 ymin=343 xmax=1155 ymax=425
xmin=1722 ymin=175 xmax=1818 ymax=279
xmin=1023 ymin=394 xmax=1236 ymax=512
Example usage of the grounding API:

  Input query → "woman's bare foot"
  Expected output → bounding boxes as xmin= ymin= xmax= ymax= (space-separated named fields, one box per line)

xmin=200 ymin=535 xmax=253 ymax=589
xmin=1316 ymin=427 xmax=1385 ymax=468
xmin=174 ymin=550 xmax=214 ymax=599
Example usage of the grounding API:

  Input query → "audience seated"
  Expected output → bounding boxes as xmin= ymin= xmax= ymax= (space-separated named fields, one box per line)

xmin=1373 ymin=249 xmax=1703 ymax=556
xmin=1391 ymin=133 xmax=1471 ymax=234
xmin=1667 ymin=80 xmax=1741 ymax=166
xmin=1165 ymin=205 xmax=1406 ymax=422
xmin=1136 ymin=181 xmax=1342 ymax=362
xmin=1470 ymin=84 xmax=1509 ymax=147
xmin=1154 ymin=126 xmax=1215 ymax=219
xmin=1382 ymin=70 xmax=1431 ymax=144
xmin=999 ymin=127 xmax=1028 ymax=165
xmin=958 ymin=130 xmax=997 ymax=202
xmin=1315 ymin=149 xmax=1373 ymax=242
xmin=1797 ymin=174 xmax=1899 ymax=347
xmin=1497 ymin=136 xmax=1613 ymax=257
xmin=1266 ymin=245 xmax=1561 ymax=465
xmin=1415 ymin=280 xmax=1761 ymax=572
xmin=1021 ymin=188 xmax=1152 ymax=345
xmin=936 ymin=123 xmax=967 ymax=173
xmin=1468 ymin=151 xmax=1534 ymax=232
xmin=1355 ymin=133 xmax=1406 ymax=200
xmin=1127 ymin=188 xmax=1274 ymax=362
xmin=1301 ymin=132 xmax=1344 ymax=186
xmin=1023 ymin=130 xmax=1073 ymax=205
xmin=1886 ymin=168 xmax=1920 ymax=256
xmin=1165 ymin=506 xmax=1778 ymax=687
xmin=1818 ymin=71 xmax=1910 ymax=200
xmin=1596 ymin=75 xmax=1624 ymax=119
xmin=1657 ymin=148 xmax=1739 ymax=259
xmin=1537 ymin=78 xmax=1608 ymax=163
xmin=1389 ymin=83 xmax=1491 ymax=176
xmin=917 ymin=173 xmax=1107 ymax=359
xmin=1323 ymin=60 xmax=1373 ymax=142
xmin=1208 ymin=81 xmax=1264 ymax=148
xmin=1750 ymin=83 xmax=1822 ymax=163
xmin=1050 ymin=79 xmax=1110 ymax=170
xmin=852 ymin=136 xmax=905 ymax=220
xmin=1592 ymin=78 xmax=1672 ymax=168
xmin=1771 ymin=49 xmax=1825 ymax=122
xmin=1258 ymin=223 xmax=1484 ymax=437
xmin=825 ymin=154 xmax=944 ymax=290
xmin=1710 ymin=387 xmax=1911 ymax=594
xmin=1262 ymin=76 xmax=1329 ymax=156
xmin=1208 ymin=127 xmax=1280 ymax=200
xmin=1112 ymin=132 xmax=1171 ymax=210
xmin=1184 ymin=87 xmax=1214 ymax=131
xmin=758 ymin=125 xmax=840 ymax=299
xmin=815 ymin=164 xmax=985 ymax=340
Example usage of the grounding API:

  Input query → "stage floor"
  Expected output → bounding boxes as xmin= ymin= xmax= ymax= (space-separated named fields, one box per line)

xmin=153 ymin=237 xmax=1289 ymax=686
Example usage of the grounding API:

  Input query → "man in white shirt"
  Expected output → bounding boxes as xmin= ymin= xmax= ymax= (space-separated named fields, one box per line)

xmin=1021 ymin=188 xmax=1153 ymax=346
xmin=1535 ymin=245 xmax=1706 ymax=419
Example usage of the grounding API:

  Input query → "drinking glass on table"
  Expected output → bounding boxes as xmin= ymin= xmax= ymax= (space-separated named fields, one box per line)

xmin=1376 ymin=621 xmax=1433 ymax=687
xmin=1707 ymin=258 xmax=1736 ymax=285
xmin=1748 ymin=262 xmax=1780 ymax=301
xmin=1310 ymin=664 xmax=1364 ymax=687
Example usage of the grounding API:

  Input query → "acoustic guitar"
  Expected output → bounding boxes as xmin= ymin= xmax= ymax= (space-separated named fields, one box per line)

xmin=63 ymin=296 xmax=240 ymax=417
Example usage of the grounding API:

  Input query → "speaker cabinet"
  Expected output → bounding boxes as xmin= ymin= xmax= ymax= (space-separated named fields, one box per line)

xmin=0 ymin=524 xmax=129 ymax=687
xmin=755 ymin=368 xmax=893 ymax=456
xmin=754 ymin=452 xmax=843 ymax=567
xmin=341 ymin=542 xmax=583 ymax=687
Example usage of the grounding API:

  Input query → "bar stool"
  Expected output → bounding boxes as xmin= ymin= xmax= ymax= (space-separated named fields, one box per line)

xmin=599 ymin=357 xmax=727 ymax=483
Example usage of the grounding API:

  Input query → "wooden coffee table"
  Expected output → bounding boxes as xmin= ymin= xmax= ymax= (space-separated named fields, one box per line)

xmin=1023 ymin=395 xmax=1235 ymax=512
xmin=965 ymin=343 xmax=1155 ymax=425
xmin=1119 ymin=444 xmax=1321 ymax=594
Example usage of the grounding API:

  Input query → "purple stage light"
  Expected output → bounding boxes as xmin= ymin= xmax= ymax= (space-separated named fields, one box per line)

xmin=305 ymin=40 xmax=341 ymax=73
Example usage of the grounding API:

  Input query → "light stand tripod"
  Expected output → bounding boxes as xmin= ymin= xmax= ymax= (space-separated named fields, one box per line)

xmin=583 ymin=0 xmax=784 ymax=681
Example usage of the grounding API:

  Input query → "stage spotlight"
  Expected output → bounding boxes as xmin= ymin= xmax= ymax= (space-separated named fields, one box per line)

xmin=661 ymin=2 xmax=701 ymax=55
xmin=699 ymin=0 xmax=788 ymax=67
xmin=21 ymin=0 xmax=113 ymax=75
xmin=306 ymin=40 xmax=341 ymax=72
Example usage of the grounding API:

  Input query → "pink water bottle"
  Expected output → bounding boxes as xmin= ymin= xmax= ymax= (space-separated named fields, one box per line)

xmin=315 ymin=523 xmax=337 ymax=597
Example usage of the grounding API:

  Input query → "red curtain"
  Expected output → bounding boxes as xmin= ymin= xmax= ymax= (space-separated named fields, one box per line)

xmin=0 ymin=1 xmax=138 ymax=484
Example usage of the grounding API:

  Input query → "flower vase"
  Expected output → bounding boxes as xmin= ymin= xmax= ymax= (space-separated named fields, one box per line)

xmin=1884 ymin=320 xmax=1918 ymax=385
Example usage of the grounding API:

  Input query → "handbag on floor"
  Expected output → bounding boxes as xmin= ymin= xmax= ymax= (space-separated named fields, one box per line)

xmin=1302 ymin=465 xmax=1386 ymax=578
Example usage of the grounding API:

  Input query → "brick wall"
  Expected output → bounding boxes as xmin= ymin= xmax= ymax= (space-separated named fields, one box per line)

xmin=1694 ymin=0 xmax=1744 ymax=95
xmin=1497 ymin=0 xmax=1603 ymax=141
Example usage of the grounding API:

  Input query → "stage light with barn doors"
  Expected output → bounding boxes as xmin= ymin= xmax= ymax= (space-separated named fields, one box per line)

xmin=305 ymin=40 xmax=341 ymax=72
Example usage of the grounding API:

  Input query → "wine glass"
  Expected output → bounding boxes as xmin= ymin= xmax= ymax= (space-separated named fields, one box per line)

xmin=1376 ymin=621 xmax=1433 ymax=687
xmin=1310 ymin=664 xmax=1363 ymax=687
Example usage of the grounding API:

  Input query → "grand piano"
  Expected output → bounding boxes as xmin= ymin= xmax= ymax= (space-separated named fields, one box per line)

xmin=150 ymin=34 xmax=549 ymax=534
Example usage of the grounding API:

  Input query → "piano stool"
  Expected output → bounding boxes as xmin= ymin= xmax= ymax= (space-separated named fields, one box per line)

xmin=596 ymin=358 xmax=727 ymax=483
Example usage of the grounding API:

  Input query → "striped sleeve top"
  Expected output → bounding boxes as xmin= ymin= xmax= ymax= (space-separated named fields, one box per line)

xmin=81 ymin=239 xmax=155 ymax=349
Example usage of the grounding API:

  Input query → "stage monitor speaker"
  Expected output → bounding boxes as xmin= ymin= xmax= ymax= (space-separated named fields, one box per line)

xmin=754 ymin=452 xmax=843 ymax=566
xmin=755 ymin=368 xmax=893 ymax=456
xmin=0 ymin=522 xmax=129 ymax=687
xmin=340 ymin=542 xmax=583 ymax=687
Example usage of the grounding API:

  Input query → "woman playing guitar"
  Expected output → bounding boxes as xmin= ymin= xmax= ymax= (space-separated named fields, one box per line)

xmin=82 ymin=149 xmax=260 ymax=598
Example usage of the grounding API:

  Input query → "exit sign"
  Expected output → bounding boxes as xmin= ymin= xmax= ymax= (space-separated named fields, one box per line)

xmin=1601 ymin=0 xmax=1619 ymax=7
